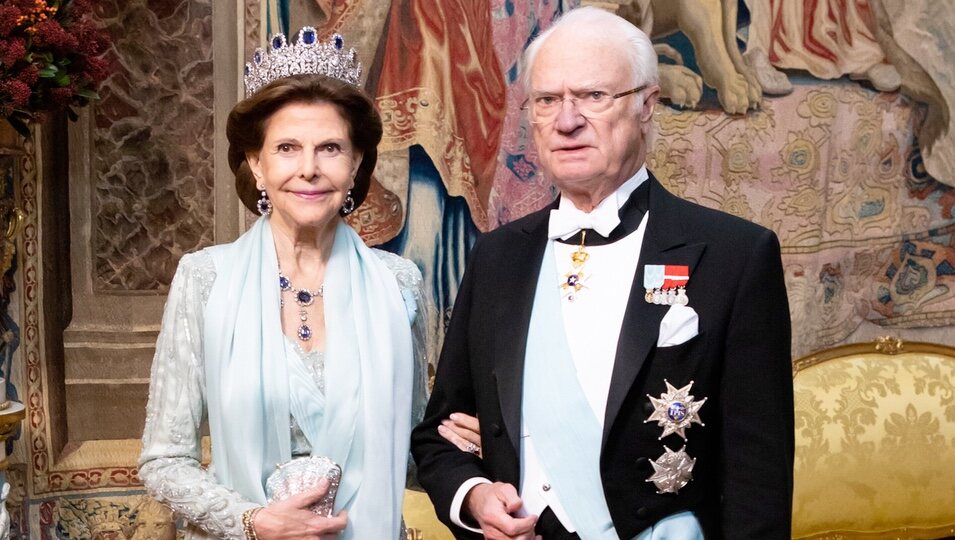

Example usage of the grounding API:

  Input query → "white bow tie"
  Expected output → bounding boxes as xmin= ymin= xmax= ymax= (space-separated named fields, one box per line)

xmin=547 ymin=201 xmax=621 ymax=240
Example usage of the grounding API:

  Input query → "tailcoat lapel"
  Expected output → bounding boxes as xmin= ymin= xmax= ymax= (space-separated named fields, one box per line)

xmin=492 ymin=207 xmax=553 ymax=451
xmin=602 ymin=176 xmax=706 ymax=446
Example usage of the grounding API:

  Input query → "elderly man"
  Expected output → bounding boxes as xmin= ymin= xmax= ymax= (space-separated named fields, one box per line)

xmin=411 ymin=6 xmax=793 ymax=540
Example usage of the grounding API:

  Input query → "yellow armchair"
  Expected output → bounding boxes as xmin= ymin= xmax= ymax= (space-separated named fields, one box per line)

xmin=404 ymin=488 xmax=454 ymax=540
xmin=792 ymin=337 xmax=955 ymax=539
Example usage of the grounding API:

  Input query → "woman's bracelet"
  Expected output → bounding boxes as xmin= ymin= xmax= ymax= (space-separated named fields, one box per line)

xmin=241 ymin=507 xmax=262 ymax=540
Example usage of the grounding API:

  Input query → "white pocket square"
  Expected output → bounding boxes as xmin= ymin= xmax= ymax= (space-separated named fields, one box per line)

xmin=657 ymin=304 xmax=699 ymax=347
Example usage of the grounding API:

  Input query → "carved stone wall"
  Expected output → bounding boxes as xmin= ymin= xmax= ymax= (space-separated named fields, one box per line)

xmin=6 ymin=0 xmax=237 ymax=534
xmin=92 ymin=1 xmax=215 ymax=293
xmin=62 ymin=0 xmax=217 ymax=449
xmin=246 ymin=0 xmax=261 ymax=56
xmin=20 ymin=0 xmax=240 ymax=520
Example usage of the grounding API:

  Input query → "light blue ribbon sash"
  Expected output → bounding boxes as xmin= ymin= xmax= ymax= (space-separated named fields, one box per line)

xmin=523 ymin=240 xmax=618 ymax=539
xmin=523 ymin=241 xmax=705 ymax=540
xmin=633 ymin=511 xmax=704 ymax=540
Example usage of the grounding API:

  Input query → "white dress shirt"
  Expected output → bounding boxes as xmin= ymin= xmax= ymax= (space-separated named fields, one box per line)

xmin=451 ymin=167 xmax=650 ymax=533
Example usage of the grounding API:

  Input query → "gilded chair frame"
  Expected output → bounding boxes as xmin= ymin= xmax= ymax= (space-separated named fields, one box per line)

xmin=791 ymin=336 xmax=955 ymax=540
xmin=792 ymin=336 xmax=955 ymax=375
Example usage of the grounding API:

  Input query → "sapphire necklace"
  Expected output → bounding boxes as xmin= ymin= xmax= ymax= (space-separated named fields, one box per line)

xmin=278 ymin=270 xmax=324 ymax=342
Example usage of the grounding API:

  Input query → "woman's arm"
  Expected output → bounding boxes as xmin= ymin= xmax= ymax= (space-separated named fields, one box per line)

xmin=375 ymin=249 xmax=437 ymax=489
xmin=407 ymin=267 xmax=436 ymax=430
xmin=373 ymin=249 xmax=436 ymax=430
xmin=138 ymin=251 xmax=257 ymax=539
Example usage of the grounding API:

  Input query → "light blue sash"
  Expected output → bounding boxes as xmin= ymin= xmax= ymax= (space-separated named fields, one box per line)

xmin=204 ymin=217 xmax=413 ymax=539
xmin=523 ymin=240 xmax=618 ymax=539
xmin=523 ymin=241 xmax=705 ymax=540
xmin=633 ymin=511 xmax=704 ymax=540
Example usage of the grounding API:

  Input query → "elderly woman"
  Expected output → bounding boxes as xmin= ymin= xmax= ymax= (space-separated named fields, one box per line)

xmin=139 ymin=30 xmax=429 ymax=540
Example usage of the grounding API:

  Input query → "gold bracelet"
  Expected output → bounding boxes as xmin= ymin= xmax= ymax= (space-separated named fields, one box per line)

xmin=241 ymin=507 xmax=261 ymax=540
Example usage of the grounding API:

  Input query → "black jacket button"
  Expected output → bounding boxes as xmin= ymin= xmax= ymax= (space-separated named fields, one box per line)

xmin=490 ymin=423 xmax=503 ymax=437
xmin=635 ymin=457 xmax=649 ymax=470
xmin=637 ymin=507 xmax=649 ymax=519
xmin=643 ymin=401 xmax=655 ymax=415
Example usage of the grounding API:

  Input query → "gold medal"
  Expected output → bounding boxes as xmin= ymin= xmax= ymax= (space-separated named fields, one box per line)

xmin=560 ymin=231 xmax=590 ymax=302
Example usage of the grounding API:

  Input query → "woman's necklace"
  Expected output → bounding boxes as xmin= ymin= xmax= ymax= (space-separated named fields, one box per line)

xmin=278 ymin=269 xmax=324 ymax=342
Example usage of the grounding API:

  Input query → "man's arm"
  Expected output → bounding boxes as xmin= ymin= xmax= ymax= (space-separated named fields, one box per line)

xmin=720 ymin=228 xmax=794 ymax=538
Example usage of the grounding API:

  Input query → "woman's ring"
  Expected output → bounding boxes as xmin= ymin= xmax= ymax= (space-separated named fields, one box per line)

xmin=465 ymin=442 xmax=480 ymax=455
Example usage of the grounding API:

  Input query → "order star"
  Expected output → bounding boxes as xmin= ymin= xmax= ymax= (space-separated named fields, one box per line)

xmin=647 ymin=445 xmax=696 ymax=494
xmin=645 ymin=380 xmax=707 ymax=440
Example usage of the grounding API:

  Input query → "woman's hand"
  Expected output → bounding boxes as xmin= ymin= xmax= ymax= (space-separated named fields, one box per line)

xmin=438 ymin=412 xmax=482 ymax=458
xmin=253 ymin=478 xmax=348 ymax=540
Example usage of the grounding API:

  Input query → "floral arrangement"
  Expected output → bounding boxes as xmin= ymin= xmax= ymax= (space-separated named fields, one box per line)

xmin=0 ymin=0 xmax=110 ymax=136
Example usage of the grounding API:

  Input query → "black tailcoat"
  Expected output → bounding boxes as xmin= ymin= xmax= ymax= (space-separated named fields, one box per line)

xmin=411 ymin=175 xmax=794 ymax=539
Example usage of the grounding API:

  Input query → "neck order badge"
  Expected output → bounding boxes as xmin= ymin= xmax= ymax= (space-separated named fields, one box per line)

xmin=561 ymin=231 xmax=591 ymax=302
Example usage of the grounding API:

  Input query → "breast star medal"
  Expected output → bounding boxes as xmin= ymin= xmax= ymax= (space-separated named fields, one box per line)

xmin=646 ymin=445 xmax=696 ymax=494
xmin=561 ymin=230 xmax=590 ymax=302
xmin=645 ymin=380 xmax=707 ymax=440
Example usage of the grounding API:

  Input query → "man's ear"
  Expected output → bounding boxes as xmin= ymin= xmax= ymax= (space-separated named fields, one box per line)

xmin=640 ymin=85 xmax=660 ymax=123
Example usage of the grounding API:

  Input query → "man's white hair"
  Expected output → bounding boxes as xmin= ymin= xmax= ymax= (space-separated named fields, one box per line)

xmin=520 ymin=6 xmax=659 ymax=92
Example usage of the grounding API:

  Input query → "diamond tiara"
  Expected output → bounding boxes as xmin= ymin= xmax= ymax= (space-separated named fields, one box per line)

xmin=243 ymin=27 xmax=362 ymax=97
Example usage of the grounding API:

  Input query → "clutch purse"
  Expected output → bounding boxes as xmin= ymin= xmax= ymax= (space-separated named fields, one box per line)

xmin=265 ymin=455 xmax=342 ymax=517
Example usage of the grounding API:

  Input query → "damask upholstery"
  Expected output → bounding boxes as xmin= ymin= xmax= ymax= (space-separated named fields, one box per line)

xmin=404 ymin=488 xmax=453 ymax=539
xmin=792 ymin=338 xmax=955 ymax=539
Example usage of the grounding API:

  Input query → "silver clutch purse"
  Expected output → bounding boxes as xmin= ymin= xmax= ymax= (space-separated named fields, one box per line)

xmin=265 ymin=456 xmax=342 ymax=516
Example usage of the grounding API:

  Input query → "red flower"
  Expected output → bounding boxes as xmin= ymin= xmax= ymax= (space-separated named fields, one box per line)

xmin=0 ymin=6 xmax=23 ymax=37
xmin=69 ymin=0 xmax=94 ymax=17
xmin=49 ymin=85 xmax=74 ymax=107
xmin=0 ymin=38 xmax=27 ymax=68
xmin=71 ymin=18 xmax=108 ymax=57
xmin=1 ymin=0 xmax=111 ymax=128
xmin=81 ymin=55 xmax=109 ymax=84
xmin=1 ymin=79 xmax=32 ymax=108
xmin=16 ymin=63 xmax=40 ymax=86
xmin=33 ymin=19 xmax=79 ymax=53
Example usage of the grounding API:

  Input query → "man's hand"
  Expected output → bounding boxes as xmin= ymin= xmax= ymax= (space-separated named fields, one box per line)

xmin=465 ymin=482 xmax=540 ymax=540
xmin=253 ymin=479 xmax=348 ymax=540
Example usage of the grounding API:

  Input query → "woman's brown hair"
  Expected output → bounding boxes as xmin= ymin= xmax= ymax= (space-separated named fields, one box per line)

xmin=226 ymin=73 xmax=383 ymax=215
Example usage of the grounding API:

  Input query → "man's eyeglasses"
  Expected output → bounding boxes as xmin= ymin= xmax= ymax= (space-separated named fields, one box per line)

xmin=520 ymin=85 xmax=647 ymax=123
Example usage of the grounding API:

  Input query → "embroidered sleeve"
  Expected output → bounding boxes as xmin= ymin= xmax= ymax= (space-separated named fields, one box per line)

xmin=406 ymin=266 xmax=435 ymax=430
xmin=374 ymin=249 xmax=437 ymax=486
xmin=138 ymin=251 xmax=257 ymax=540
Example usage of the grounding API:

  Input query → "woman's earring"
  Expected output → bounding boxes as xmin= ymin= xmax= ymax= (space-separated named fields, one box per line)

xmin=256 ymin=186 xmax=272 ymax=215
xmin=341 ymin=189 xmax=356 ymax=215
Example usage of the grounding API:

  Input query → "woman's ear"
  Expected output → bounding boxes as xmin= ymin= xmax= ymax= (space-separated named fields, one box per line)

xmin=246 ymin=150 xmax=263 ymax=186
xmin=350 ymin=151 xmax=364 ymax=183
